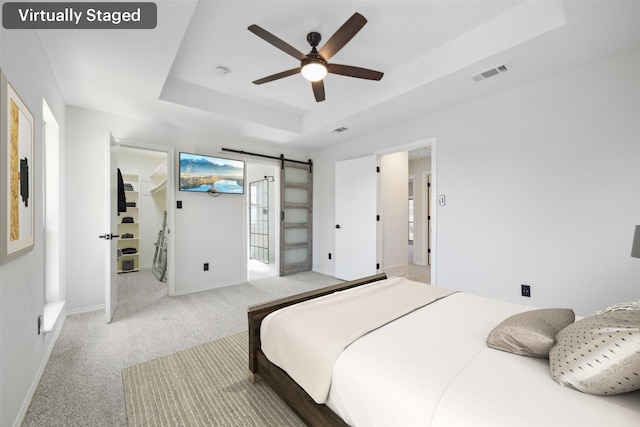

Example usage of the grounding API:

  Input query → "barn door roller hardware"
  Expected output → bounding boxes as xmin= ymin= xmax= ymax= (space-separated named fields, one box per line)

xmin=221 ymin=148 xmax=313 ymax=173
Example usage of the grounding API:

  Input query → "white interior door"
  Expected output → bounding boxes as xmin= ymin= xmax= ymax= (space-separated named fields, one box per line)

xmin=335 ymin=155 xmax=378 ymax=280
xmin=104 ymin=132 xmax=118 ymax=323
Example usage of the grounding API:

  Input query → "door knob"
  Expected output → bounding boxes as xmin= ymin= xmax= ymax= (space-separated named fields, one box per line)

xmin=98 ymin=233 xmax=119 ymax=240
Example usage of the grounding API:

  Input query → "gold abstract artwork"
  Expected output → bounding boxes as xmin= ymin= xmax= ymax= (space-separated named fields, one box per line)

xmin=1 ymin=70 xmax=35 ymax=264
xmin=9 ymin=99 xmax=19 ymax=241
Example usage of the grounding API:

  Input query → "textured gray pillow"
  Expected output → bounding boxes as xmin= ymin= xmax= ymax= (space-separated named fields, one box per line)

xmin=487 ymin=308 xmax=575 ymax=358
xmin=549 ymin=310 xmax=640 ymax=395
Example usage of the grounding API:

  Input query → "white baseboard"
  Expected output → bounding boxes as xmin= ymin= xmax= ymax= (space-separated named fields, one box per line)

xmin=13 ymin=307 xmax=67 ymax=427
xmin=383 ymin=263 xmax=408 ymax=278
xmin=174 ymin=279 xmax=246 ymax=296
xmin=66 ymin=304 xmax=104 ymax=315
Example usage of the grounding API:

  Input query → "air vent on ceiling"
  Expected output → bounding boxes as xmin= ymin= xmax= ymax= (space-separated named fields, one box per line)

xmin=331 ymin=126 xmax=349 ymax=134
xmin=472 ymin=63 xmax=511 ymax=82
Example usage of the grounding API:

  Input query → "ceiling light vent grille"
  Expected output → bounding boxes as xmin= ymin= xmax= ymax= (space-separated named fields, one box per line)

xmin=472 ymin=63 xmax=511 ymax=82
xmin=332 ymin=126 xmax=349 ymax=134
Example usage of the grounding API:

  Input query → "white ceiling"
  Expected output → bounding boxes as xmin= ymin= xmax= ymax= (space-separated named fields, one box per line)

xmin=37 ymin=1 xmax=640 ymax=151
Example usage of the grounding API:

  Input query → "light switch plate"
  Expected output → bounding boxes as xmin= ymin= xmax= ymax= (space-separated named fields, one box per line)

xmin=438 ymin=195 xmax=446 ymax=206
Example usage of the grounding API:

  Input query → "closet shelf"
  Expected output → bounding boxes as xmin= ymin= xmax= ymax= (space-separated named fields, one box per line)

xmin=119 ymin=172 xmax=141 ymax=273
xmin=149 ymin=158 xmax=167 ymax=195
xmin=150 ymin=178 xmax=167 ymax=194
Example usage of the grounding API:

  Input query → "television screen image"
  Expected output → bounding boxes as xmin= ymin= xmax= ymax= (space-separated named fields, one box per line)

xmin=179 ymin=152 xmax=245 ymax=194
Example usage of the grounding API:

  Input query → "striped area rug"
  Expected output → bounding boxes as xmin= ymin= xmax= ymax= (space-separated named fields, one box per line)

xmin=122 ymin=331 xmax=304 ymax=427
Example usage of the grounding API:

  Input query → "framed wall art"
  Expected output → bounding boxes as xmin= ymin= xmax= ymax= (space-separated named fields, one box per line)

xmin=0 ymin=69 xmax=35 ymax=264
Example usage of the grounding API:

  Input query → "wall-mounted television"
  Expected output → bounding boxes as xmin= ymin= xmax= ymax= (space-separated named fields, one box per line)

xmin=179 ymin=152 xmax=245 ymax=194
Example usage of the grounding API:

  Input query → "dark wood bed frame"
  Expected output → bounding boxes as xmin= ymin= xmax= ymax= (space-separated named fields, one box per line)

xmin=247 ymin=273 xmax=388 ymax=427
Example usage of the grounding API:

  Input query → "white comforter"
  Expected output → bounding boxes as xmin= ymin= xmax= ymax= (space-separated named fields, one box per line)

xmin=261 ymin=277 xmax=455 ymax=403
xmin=325 ymin=292 xmax=640 ymax=426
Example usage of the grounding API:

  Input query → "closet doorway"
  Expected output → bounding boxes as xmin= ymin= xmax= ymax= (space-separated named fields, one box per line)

xmin=117 ymin=144 xmax=173 ymax=296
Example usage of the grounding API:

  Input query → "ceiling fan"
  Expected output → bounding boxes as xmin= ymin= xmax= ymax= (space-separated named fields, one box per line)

xmin=248 ymin=12 xmax=384 ymax=102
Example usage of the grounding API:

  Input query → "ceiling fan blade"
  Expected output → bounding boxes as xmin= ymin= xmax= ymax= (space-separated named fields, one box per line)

xmin=318 ymin=12 xmax=367 ymax=61
xmin=312 ymin=80 xmax=325 ymax=102
xmin=253 ymin=68 xmax=301 ymax=85
xmin=327 ymin=63 xmax=384 ymax=81
xmin=248 ymin=24 xmax=307 ymax=61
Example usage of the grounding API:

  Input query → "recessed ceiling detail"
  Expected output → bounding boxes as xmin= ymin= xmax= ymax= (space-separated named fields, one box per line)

xmin=33 ymin=1 xmax=640 ymax=150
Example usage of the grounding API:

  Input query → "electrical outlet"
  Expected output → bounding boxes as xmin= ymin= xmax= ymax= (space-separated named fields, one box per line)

xmin=521 ymin=284 xmax=531 ymax=297
xmin=204 ymin=263 xmax=209 ymax=271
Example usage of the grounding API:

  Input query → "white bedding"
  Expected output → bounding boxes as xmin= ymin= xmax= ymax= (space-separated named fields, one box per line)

xmin=324 ymin=292 xmax=640 ymax=426
xmin=260 ymin=277 xmax=455 ymax=403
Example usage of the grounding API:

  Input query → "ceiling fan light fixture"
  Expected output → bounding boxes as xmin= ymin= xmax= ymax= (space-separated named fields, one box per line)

xmin=301 ymin=60 xmax=327 ymax=82
xmin=249 ymin=13 xmax=383 ymax=101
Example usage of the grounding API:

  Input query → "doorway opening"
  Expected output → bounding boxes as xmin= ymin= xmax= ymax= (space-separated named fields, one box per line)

xmin=247 ymin=162 xmax=278 ymax=280
xmin=249 ymin=178 xmax=271 ymax=264
xmin=117 ymin=146 xmax=169 ymax=274
xmin=407 ymin=147 xmax=432 ymax=282
xmin=111 ymin=142 xmax=174 ymax=321
xmin=373 ymin=138 xmax=435 ymax=284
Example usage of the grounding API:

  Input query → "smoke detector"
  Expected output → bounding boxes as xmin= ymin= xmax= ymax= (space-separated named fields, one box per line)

xmin=215 ymin=66 xmax=230 ymax=76
xmin=472 ymin=63 xmax=511 ymax=82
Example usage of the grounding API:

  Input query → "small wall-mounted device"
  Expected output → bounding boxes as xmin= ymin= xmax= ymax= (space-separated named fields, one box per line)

xmin=438 ymin=195 xmax=446 ymax=206
xmin=177 ymin=200 xmax=183 ymax=209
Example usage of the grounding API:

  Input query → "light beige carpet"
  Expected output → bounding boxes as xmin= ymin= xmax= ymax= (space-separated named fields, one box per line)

xmin=122 ymin=331 xmax=304 ymax=427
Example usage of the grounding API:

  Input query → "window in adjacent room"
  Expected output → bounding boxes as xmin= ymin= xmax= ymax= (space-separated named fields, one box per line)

xmin=43 ymin=99 xmax=64 ymax=333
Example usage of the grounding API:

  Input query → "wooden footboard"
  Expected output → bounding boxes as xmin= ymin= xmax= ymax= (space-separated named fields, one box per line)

xmin=247 ymin=273 xmax=387 ymax=427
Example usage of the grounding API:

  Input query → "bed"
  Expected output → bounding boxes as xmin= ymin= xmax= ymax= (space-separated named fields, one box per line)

xmin=247 ymin=273 xmax=640 ymax=426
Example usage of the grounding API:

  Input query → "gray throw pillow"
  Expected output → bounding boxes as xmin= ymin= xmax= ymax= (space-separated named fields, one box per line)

xmin=549 ymin=310 xmax=640 ymax=395
xmin=487 ymin=308 xmax=575 ymax=358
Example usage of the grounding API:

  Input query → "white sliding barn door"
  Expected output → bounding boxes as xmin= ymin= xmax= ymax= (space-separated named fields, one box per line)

xmin=335 ymin=155 xmax=378 ymax=280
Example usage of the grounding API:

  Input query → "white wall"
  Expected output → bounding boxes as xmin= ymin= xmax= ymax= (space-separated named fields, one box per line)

xmin=0 ymin=27 xmax=67 ymax=427
xmin=65 ymin=107 xmax=309 ymax=309
xmin=312 ymin=48 xmax=640 ymax=316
